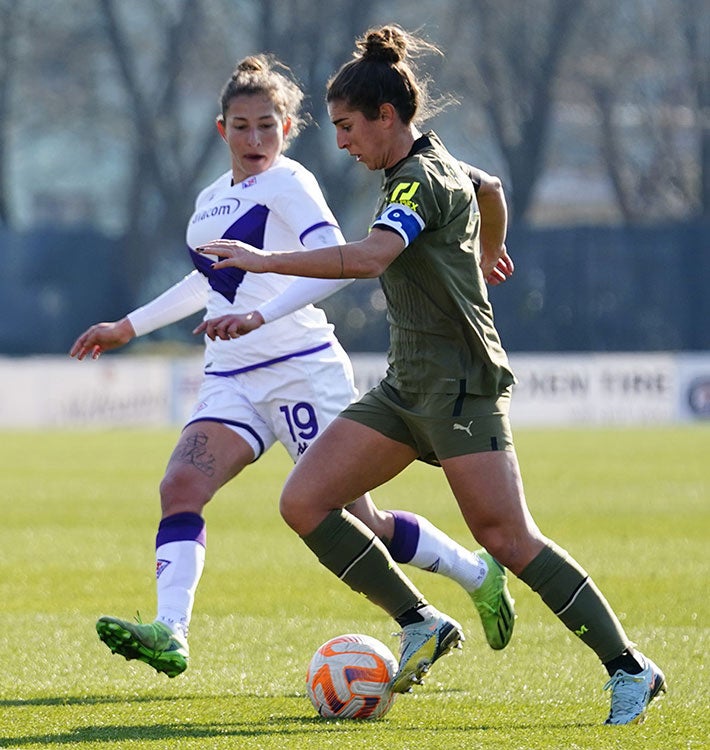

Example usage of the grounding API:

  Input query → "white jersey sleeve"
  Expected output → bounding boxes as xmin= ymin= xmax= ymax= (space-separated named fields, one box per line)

xmin=270 ymin=168 xmax=343 ymax=248
xmin=127 ymin=270 xmax=209 ymax=336
xmin=257 ymin=277 xmax=354 ymax=323
xmin=256 ymin=223 xmax=353 ymax=323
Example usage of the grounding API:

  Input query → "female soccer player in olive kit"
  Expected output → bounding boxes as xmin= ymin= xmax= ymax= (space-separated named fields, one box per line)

xmin=70 ymin=54 xmax=514 ymax=680
xmin=199 ymin=27 xmax=666 ymax=725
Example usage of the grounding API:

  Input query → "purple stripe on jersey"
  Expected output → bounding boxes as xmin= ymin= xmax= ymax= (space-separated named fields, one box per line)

xmin=190 ymin=248 xmax=246 ymax=303
xmin=156 ymin=512 xmax=206 ymax=549
xmin=224 ymin=203 xmax=268 ymax=247
xmin=189 ymin=203 xmax=269 ymax=303
xmin=388 ymin=510 xmax=420 ymax=564
xmin=205 ymin=341 xmax=332 ymax=377
xmin=299 ymin=221 xmax=339 ymax=245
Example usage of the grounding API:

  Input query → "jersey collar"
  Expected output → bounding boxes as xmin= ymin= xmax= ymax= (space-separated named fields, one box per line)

xmin=384 ymin=133 xmax=434 ymax=178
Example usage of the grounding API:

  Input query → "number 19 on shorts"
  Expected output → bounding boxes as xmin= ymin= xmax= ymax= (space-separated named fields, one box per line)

xmin=280 ymin=402 xmax=319 ymax=454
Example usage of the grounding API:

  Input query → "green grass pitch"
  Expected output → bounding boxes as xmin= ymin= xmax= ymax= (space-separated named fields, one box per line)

xmin=0 ymin=426 xmax=707 ymax=749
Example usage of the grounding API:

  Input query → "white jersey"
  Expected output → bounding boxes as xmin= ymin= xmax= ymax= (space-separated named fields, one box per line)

xmin=185 ymin=156 xmax=341 ymax=375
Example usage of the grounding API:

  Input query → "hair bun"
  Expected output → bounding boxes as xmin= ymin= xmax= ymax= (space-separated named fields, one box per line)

xmin=235 ymin=56 xmax=265 ymax=76
xmin=358 ymin=26 xmax=406 ymax=63
xmin=327 ymin=24 xmax=447 ymax=126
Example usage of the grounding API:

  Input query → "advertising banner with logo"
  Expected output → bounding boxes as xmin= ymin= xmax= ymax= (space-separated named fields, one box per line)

xmin=677 ymin=353 xmax=710 ymax=421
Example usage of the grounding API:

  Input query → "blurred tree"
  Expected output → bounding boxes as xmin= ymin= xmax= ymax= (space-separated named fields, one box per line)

xmin=444 ymin=0 xmax=589 ymax=222
xmin=4 ymin=0 xmax=706 ymax=238
xmin=681 ymin=0 xmax=710 ymax=217
xmin=0 ymin=0 xmax=18 ymax=226
xmin=90 ymin=0 xmax=383 ymax=310
xmin=95 ymin=0 xmax=233 ymax=298
xmin=574 ymin=0 xmax=705 ymax=222
xmin=251 ymin=0 xmax=381 ymax=231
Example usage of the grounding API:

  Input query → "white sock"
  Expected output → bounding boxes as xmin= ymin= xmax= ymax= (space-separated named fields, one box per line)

xmin=155 ymin=540 xmax=205 ymax=638
xmin=390 ymin=511 xmax=489 ymax=591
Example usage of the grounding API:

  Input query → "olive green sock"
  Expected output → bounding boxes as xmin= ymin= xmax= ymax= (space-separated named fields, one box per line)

xmin=518 ymin=542 xmax=631 ymax=663
xmin=302 ymin=509 xmax=424 ymax=619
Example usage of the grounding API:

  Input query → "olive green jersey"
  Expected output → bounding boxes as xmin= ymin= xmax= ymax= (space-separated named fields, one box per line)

xmin=371 ymin=132 xmax=515 ymax=395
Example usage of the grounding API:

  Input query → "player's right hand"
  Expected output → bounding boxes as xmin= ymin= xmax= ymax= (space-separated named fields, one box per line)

xmin=69 ymin=318 xmax=136 ymax=360
xmin=194 ymin=311 xmax=265 ymax=340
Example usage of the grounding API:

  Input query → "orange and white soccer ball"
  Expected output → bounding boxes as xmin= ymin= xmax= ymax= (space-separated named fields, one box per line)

xmin=305 ymin=633 xmax=398 ymax=719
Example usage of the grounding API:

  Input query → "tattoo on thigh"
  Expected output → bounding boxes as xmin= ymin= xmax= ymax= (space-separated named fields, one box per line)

xmin=175 ymin=431 xmax=216 ymax=477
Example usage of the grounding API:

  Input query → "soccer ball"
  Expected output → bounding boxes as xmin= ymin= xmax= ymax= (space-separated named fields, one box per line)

xmin=305 ymin=633 xmax=398 ymax=720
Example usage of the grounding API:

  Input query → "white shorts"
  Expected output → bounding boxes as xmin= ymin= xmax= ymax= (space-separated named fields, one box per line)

xmin=186 ymin=341 xmax=358 ymax=462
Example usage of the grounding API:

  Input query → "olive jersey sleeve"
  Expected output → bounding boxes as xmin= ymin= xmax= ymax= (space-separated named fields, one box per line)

xmin=371 ymin=163 xmax=439 ymax=247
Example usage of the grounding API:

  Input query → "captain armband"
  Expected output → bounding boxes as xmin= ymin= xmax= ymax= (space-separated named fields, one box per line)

xmin=372 ymin=203 xmax=425 ymax=248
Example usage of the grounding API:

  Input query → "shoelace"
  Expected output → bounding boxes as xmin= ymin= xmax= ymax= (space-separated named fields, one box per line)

xmin=603 ymin=671 xmax=646 ymax=717
xmin=474 ymin=599 xmax=497 ymax=615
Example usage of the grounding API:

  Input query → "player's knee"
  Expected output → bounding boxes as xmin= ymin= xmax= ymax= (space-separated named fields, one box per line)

xmin=280 ymin=483 xmax=326 ymax=536
xmin=279 ymin=488 xmax=301 ymax=530
xmin=477 ymin=527 xmax=545 ymax=575
xmin=159 ymin=472 xmax=210 ymax=515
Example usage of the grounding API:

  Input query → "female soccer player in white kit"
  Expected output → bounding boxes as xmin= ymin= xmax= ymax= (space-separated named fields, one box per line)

xmin=70 ymin=54 xmax=513 ymax=678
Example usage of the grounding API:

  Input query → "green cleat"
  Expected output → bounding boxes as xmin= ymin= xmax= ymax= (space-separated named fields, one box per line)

xmin=391 ymin=610 xmax=464 ymax=694
xmin=469 ymin=550 xmax=515 ymax=650
xmin=96 ymin=615 xmax=189 ymax=678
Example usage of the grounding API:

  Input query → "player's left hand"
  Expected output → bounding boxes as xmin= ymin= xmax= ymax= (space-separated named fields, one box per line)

xmin=194 ymin=311 xmax=265 ymax=340
xmin=484 ymin=249 xmax=514 ymax=286
xmin=197 ymin=239 xmax=271 ymax=272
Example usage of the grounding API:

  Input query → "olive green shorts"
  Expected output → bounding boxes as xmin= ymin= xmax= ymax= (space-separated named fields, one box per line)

xmin=340 ymin=381 xmax=514 ymax=466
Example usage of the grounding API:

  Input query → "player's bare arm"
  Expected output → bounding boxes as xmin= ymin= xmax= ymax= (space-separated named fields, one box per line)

xmin=468 ymin=166 xmax=513 ymax=286
xmin=198 ymin=228 xmax=404 ymax=280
